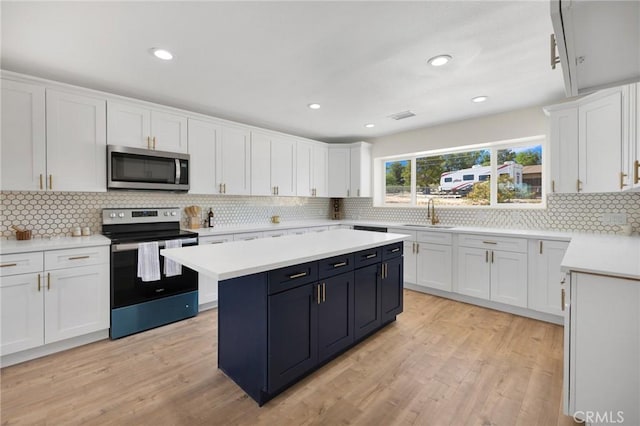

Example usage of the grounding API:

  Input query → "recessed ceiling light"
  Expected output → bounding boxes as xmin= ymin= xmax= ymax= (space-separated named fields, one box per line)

xmin=364 ymin=123 xmax=375 ymax=128
xmin=427 ymin=54 xmax=452 ymax=67
xmin=151 ymin=48 xmax=173 ymax=61
xmin=471 ymin=95 xmax=488 ymax=103
xmin=308 ymin=103 xmax=321 ymax=110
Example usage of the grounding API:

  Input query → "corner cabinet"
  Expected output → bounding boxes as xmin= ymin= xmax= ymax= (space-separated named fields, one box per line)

xmin=0 ymin=246 xmax=110 ymax=358
xmin=546 ymin=85 xmax=632 ymax=193
xmin=218 ymin=242 xmax=403 ymax=405
xmin=328 ymin=142 xmax=372 ymax=198
xmin=564 ymin=272 xmax=640 ymax=425
xmin=107 ymin=100 xmax=188 ymax=153
xmin=0 ymin=79 xmax=107 ymax=192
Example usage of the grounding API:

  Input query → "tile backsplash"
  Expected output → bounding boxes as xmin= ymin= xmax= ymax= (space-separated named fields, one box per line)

xmin=1 ymin=191 xmax=638 ymax=240
xmin=342 ymin=192 xmax=640 ymax=234
xmin=0 ymin=191 xmax=331 ymax=239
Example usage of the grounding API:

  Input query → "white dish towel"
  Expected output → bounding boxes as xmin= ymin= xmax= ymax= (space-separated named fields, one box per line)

xmin=137 ymin=242 xmax=161 ymax=282
xmin=164 ymin=239 xmax=183 ymax=277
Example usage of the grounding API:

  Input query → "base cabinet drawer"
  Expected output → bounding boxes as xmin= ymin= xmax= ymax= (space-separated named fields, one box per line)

xmin=458 ymin=234 xmax=527 ymax=253
xmin=0 ymin=252 xmax=43 ymax=277
xmin=44 ymin=246 xmax=109 ymax=270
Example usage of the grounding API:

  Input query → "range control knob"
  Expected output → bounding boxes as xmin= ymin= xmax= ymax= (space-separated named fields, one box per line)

xmin=171 ymin=211 xmax=177 ymax=216
xmin=118 ymin=212 xmax=125 ymax=218
xmin=109 ymin=213 xmax=117 ymax=218
xmin=164 ymin=212 xmax=170 ymax=216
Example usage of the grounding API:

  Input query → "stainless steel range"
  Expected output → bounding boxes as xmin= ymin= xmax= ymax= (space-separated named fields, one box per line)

xmin=102 ymin=207 xmax=198 ymax=339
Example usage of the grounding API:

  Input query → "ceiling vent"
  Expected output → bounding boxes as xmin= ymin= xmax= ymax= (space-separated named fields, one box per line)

xmin=388 ymin=110 xmax=416 ymax=120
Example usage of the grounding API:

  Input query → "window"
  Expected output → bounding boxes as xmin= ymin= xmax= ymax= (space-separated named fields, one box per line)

xmin=377 ymin=137 xmax=545 ymax=208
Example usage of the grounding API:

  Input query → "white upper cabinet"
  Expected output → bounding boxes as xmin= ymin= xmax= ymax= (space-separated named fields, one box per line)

xmin=297 ymin=141 xmax=328 ymax=197
xmin=549 ymin=108 xmax=579 ymax=193
xmin=328 ymin=146 xmax=350 ymax=197
xmin=216 ymin=125 xmax=251 ymax=195
xmin=551 ymin=0 xmax=640 ymax=97
xmin=107 ymin=100 xmax=187 ymax=153
xmin=270 ymin=136 xmax=296 ymax=197
xmin=328 ymin=142 xmax=372 ymax=198
xmin=350 ymin=142 xmax=372 ymax=197
xmin=187 ymin=118 xmax=219 ymax=195
xmin=46 ymin=90 xmax=107 ymax=192
xmin=250 ymin=131 xmax=297 ymax=197
xmin=1 ymin=79 xmax=46 ymax=191
xmin=578 ymin=88 xmax=626 ymax=193
xmin=546 ymin=85 xmax=630 ymax=193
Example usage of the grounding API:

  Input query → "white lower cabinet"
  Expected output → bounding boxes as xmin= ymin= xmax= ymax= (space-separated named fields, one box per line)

xmin=0 ymin=246 xmax=109 ymax=357
xmin=403 ymin=240 xmax=418 ymax=285
xmin=457 ymin=235 xmax=528 ymax=307
xmin=197 ymin=235 xmax=233 ymax=306
xmin=417 ymin=243 xmax=453 ymax=292
xmin=565 ymin=272 xmax=639 ymax=425
xmin=528 ymin=239 xmax=569 ymax=316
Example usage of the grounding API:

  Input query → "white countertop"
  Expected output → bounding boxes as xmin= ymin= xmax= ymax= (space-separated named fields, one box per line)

xmin=0 ymin=234 xmax=111 ymax=255
xmin=561 ymin=234 xmax=640 ymax=280
xmin=162 ymin=229 xmax=408 ymax=281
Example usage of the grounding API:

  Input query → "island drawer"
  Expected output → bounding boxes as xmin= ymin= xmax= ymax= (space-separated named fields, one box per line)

xmin=318 ymin=254 xmax=354 ymax=279
xmin=268 ymin=261 xmax=318 ymax=295
xmin=382 ymin=242 xmax=403 ymax=260
xmin=353 ymin=247 xmax=382 ymax=268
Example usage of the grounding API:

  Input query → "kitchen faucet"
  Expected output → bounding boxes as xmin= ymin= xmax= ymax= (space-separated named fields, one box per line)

xmin=426 ymin=198 xmax=439 ymax=225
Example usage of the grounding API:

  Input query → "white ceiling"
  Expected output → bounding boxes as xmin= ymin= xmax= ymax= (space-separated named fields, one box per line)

xmin=1 ymin=1 xmax=566 ymax=143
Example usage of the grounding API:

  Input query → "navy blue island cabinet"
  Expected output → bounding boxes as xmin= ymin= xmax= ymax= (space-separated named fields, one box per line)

xmin=217 ymin=242 xmax=404 ymax=405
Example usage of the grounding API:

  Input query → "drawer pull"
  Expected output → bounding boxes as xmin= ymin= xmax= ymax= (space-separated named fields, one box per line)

xmin=482 ymin=241 xmax=497 ymax=245
xmin=332 ymin=262 xmax=347 ymax=268
xmin=365 ymin=253 xmax=377 ymax=259
xmin=390 ymin=248 xmax=400 ymax=253
xmin=68 ymin=255 xmax=90 ymax=260
xmin=208 ymin=241 xmax=225 ymax=244
xmin=0 ymin=263 xmax=17 ymax=268
xmin=288 ymin=272 xmax=308 ymax=279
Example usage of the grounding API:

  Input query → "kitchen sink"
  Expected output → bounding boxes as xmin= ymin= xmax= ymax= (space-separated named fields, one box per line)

xmin=402 ymin=224 xmax=428 ymax=227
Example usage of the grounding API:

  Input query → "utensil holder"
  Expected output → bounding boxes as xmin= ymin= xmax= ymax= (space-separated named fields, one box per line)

xmin=16 ymin=230 xmax=32 ymax=240
xmin=188 ymin=217 xmax=201 ymax=229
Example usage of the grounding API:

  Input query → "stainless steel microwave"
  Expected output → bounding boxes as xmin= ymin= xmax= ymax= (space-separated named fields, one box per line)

xmin=107 ymin=145 xmax=189 ymax=191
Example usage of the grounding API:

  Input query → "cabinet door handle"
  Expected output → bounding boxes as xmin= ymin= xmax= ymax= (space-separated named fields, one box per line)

xmin=332 ymin=262 xmax=347 ymax=268
xmin=620 ymin=172 xmax=628 ymax=190
xmin=47 ymin=272 xmax=51 ymax=290
xmin=561 ymin=288 xmax=566 ymax=311
xmin=576 ymin=179 xmax=582 ymax=192
xmin=550 ymin=34 xmax=560 ymax=69
xmin=539 ymin=241 xmax=543 ymax=254
xmin=551 ymin=180 xmax=555 ymax=193
xmin=412 ymin=242 xmax=415 ymax=254
xmin=37 ymin=274 xmax=41 ymax=292
xmin=147 ymin=136 xmax=151 ymax=149
xmin=391 ymin=248 xmax=400 ymax=253
xmin=40 ymin=174 xmax=43 ymax=190
xmin=317 ymin=284 xmax=321 ymax=304
xmin=485 ymin=250 xmax=489 ymax=263
xmin=288 ymin=272 xmax=308 ymax=279
xmin=347 ymin=189 xmax=350 ymax=197
xmin=635 ymin=160 xmax=639 ymax=185
xmin=276 ymin=186 xmax=279 ymax=195
xmin=0 ymin=263 xmax=17 ymax=268
xmin=322 ymin=282 xmax=326 ymax=302
xmin=68 ymin=255 xmax=90 ymax=260
xmin=491 ymin=251 xmax=494 ymax=264
xmin=49 ymin=174 xmax=53 ymax=190
xmin=365 ymin=253 xmax=377 ymax=259
xmin=416 ymin=243 xmax=419 ymax=254
xmin=152 ymin=136 xmax=156 ymax=150
xmin=223 ymin=183 xmax=226 ymax=193
xmin=382 ymin=263 xmax=387 ymax=279
xmin=357 ymin=188 xmax=360 ymax=197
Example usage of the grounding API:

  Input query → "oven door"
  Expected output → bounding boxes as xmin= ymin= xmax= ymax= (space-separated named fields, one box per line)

xmin=111 ymin=238 xmax=198 ymax=309
xmin=108 ymin=145 xmax=189 ymax=191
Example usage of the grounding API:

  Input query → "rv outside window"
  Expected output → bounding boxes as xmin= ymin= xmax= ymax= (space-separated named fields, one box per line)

xmin=377 ymin=136 xmax=545 ymax=208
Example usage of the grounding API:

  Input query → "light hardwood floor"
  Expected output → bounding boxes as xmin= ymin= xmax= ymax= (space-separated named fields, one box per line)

xmin=1 ymin=290 xmax=579 ymax=426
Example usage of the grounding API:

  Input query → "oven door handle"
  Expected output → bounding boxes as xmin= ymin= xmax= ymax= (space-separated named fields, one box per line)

xmin=175 ymin=158 xmax=181 ymax=184
xmin=112 ymin=238 xmax=198 ymax=252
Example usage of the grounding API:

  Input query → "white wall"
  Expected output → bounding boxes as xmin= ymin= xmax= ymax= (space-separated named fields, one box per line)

xmin=368 ymin=105 xmax=548 ymax=158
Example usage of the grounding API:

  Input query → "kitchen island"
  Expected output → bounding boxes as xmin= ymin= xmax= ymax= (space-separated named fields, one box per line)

xmin=162 ymin=229 xmax=408 ymax=405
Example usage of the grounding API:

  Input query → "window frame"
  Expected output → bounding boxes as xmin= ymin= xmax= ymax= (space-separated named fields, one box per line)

xmin=375 ymin=135 xmax=547 ymax=209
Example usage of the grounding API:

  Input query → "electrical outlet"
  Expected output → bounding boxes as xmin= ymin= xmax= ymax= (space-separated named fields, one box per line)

xmin=600 ymin=213 xmax=627 ymax=225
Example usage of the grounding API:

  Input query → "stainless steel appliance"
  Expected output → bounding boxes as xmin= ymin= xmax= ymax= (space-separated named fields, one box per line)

xmin=102 ymin=208 xmax=198 ymax=339
xmin=107 ymin=145 xmax=190 ymax=192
